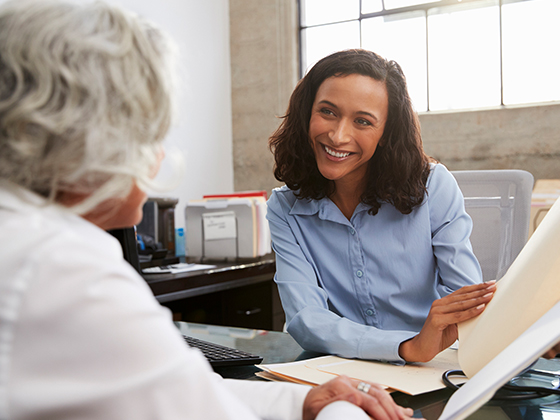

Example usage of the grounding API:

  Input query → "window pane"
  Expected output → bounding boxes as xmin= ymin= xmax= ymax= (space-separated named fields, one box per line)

xmin=385 ymin=0 xmax=441 ymax=9
xmin=301 ymin=21 xmax=361 ymax=73
xmin=502 ymin=0 xmax=560 ymax=105
xmin=362 ymin=0 xmax=383 ymax=14
xmin=362 ymin=12 xmax=428 ymax=111
xmin=428 ymin=1 xmax=501 ymax=111
xmin=300 ymin=0 xmax=359 ymax=27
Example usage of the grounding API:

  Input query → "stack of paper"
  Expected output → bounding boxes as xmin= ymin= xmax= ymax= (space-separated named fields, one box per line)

xmin=184 ymin=191 xmax=271 ymax=259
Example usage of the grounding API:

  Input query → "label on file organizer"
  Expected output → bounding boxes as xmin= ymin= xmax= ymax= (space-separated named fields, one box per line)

xmin=202 ymin=211 xmax=237 ymax=241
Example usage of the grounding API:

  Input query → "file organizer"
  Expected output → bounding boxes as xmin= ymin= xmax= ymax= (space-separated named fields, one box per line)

xmin=185 ymin=195 xmax=271 ymax=259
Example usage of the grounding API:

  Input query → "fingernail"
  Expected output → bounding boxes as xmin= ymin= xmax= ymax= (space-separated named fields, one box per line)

xmin=476 ymin=304 xmax=485 ymax=310
xmin=482 ymin=292 xmax=493 ymax=298
xmin=485 ymin=280 xmax=496 ymax=285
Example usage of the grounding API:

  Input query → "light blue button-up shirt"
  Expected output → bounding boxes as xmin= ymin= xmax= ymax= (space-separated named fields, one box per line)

xmin=266 ymin=164 xmax=482 ymax=363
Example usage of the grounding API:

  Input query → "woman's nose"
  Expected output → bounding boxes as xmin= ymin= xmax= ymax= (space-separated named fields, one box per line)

xmin=329 ymin=119 xmax=352 ymax=145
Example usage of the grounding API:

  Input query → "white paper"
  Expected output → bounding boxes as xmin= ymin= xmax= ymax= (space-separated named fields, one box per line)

xmin=202 ymin=211 xmax=237 ymax=241
xmin=439 ymin=300 xmax=560 ymax=420
xmin=458 ymin=196 xmax=560 ymax=378
xmin=142 ymin=263 xmax=216 ymax=274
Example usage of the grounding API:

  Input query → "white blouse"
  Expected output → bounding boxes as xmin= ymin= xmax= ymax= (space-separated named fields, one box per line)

xmin=0 ymin=181 xmax=326 ymax=420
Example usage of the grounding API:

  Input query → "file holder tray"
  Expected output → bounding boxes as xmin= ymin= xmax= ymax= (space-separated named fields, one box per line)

xmin=185 ymin=199 xmax=256 ymax=259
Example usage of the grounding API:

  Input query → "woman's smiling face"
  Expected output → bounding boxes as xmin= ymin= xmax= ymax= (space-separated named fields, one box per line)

xmin=309 ymin=73 xmax=389 ymax=188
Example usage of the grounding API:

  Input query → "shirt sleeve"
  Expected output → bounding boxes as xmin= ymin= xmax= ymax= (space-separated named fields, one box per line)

xmin=8 ymin=228 xmax=309 ymax=420
xmin=267 ymin=190 xmax=417 ymax=363
xmin=223 ymin=379 xmax=310 ymax=420
xmin=427 ymin=164 xmax=483 ymax=296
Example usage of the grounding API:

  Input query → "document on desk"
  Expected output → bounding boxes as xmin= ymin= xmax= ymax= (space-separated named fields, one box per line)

xmin=258 ymin=348 xmax=460 ymax=395
xmin=458 ymin=196 xmax=560 ymax=378
xmin=258 ymin=358 xmax=339 ymax=386
xmin=306 ymin=350 xmax=459 ymax=395
xmin=142 ymin=263 xmax=216 ymax=274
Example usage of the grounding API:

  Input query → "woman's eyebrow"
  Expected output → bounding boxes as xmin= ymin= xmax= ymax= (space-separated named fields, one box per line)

xmin=316 ymin=100 xmax=380 ymax=123
xmin=317 ymin=100 xmax=338 ymax=109
xmin=356 ymin=110 xmax=379 ymax=123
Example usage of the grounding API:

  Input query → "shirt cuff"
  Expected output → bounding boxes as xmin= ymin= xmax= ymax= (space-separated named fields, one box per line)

xmin=357 ymin=329 xmax=418 ymax=364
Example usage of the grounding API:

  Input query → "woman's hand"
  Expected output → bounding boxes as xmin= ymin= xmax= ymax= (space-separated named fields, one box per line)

xmin=399 ymin=281 xmax=497 ymax=363
xmin=303 ymin=375 xmax=418 ymax=420
xmin=542 ymin=343 xmax=560 ymax=359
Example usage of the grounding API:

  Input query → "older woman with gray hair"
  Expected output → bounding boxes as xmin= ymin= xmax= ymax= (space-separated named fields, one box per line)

xmin=0 ymin=1 xmax=415 ymax=419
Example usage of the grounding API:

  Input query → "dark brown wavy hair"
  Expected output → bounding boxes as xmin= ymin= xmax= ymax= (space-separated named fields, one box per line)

xmin=269 ymin=49 xmax=433 ymax=215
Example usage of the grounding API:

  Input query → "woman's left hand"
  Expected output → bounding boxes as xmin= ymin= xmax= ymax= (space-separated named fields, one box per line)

xmin=398 ymin=281 xmax=497 ymax=363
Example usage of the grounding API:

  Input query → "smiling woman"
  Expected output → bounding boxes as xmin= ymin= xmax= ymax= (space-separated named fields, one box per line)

xmin=267 ymin=49 xmax=493 ymax=364
xmin=270 ymin=49 xmax=430 ymax=217
xmin=308 ymin=74 xmax=388 ymax=219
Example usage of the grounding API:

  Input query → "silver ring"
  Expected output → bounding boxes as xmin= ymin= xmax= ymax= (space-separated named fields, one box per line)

xmin=357 ymin=381 xmax=371 ymax=393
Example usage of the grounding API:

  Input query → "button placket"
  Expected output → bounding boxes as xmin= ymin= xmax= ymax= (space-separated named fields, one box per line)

xmin=348 ymin=220 xmax=376 ymax=324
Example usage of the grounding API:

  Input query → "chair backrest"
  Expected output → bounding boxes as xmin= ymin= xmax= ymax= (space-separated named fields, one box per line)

xmin=451 ymin=170 xmax=534 ymax=282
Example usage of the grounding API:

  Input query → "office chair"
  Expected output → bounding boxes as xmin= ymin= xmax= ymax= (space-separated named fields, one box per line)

xmin=451 ymin=170 xmax=534 ymax=282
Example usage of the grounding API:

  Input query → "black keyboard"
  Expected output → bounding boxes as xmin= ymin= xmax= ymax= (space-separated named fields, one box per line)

xmin=183 ymin=335 xmax=263 ymax=368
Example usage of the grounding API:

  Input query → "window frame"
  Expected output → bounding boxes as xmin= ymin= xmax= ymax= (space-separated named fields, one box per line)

xmin=298 ymin=0 xmax=552 ymax=112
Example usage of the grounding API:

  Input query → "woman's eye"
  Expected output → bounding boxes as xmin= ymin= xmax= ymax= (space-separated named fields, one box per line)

xmin=356 ymin=118 xmax=372 ymax=126
xmin=320 ymin=108 xmax=334 ymax=116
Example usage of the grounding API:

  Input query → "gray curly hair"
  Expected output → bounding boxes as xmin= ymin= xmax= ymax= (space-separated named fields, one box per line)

xmin=0 ymin=0 xmax=176 ymax=214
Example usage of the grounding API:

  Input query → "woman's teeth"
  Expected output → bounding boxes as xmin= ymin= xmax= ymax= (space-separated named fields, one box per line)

xmin=324 ymin=146 xmax=350 ymax=158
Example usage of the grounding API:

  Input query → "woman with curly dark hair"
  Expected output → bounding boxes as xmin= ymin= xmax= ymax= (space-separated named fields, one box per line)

xmin=267 ymin=49 xmax=495 ymax=364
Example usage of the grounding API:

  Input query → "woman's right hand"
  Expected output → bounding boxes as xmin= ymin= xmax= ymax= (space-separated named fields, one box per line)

xmin=542 ymin=342 xmax=560 ymax=359
xmin=303 ymin=375 xmax=417 ymax=420
xmin=399 ymin=281 xmax=497 ymax=363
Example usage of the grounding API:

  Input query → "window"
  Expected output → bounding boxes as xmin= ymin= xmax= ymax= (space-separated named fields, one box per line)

xmin=299 ymin=0 xmax=560 ymax=112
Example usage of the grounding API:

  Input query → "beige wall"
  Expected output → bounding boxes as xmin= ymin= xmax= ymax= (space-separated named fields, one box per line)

xmin=420 ymin=104 xmax=560 ymax=180
xmin=229 ymin=0 xmax=298 ymax=195
xmin=229 ymin=1 xmax=560 ymax=195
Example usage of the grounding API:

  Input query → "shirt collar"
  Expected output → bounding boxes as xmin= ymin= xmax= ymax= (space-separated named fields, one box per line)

xmin=289 ymin=194 xmax=371 ymax=225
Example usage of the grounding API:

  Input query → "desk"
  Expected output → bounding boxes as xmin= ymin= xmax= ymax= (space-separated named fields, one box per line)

xmin=177 ymin=322 xmax=560 ymax=419
xmin=145 ymin=258 xmax=285 ymax=331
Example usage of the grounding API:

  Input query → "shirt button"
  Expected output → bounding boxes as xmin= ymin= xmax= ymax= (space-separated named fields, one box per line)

xmin=366 ymin=309 xmax=374 ymax=316
xmin=356 ymin=270 xmax=363 ymax=278
xmin=350 ymin=228 xmax=356 ymax=235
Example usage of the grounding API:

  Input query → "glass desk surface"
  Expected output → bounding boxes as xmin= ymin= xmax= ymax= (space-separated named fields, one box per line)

xmin=175 ymin=322 xmax=560 ymax=419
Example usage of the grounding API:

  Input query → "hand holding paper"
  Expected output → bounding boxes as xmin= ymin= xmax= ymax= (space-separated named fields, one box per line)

xmin=399 ymin=282 xmax=496 ymax=363
xmin=439 ymin=300 xmax=560 ymax=420
xmin=437 ymin=196 xmax=560 ymax=419
xmin=458 ymin=196 xmax=560 ymax=378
